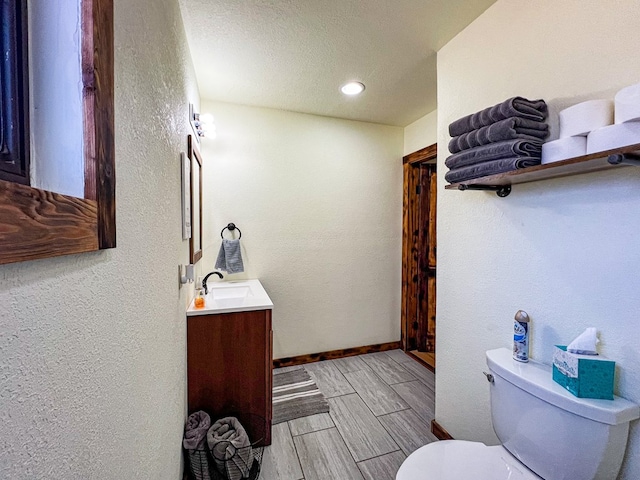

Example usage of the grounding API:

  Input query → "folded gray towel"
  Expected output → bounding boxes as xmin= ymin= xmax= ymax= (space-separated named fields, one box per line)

xmin=449 ymin=97 xmax=548 ymax=137
xmin=445 ymin=139 xmax=543 ymax=170
xmin=445 ymin=157 xmax=541 ymax=184
xmin=215 ymin=239 xmax=244 ymax=274
xmin=449 ymin=117 xmax=548 ymax=154
xmin=184 ymin=411 xmax=213 ymax=480
xmin=207 ymin=417 xmax=253 ymax=480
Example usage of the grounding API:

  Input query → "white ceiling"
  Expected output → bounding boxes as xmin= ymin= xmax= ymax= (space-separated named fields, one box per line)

xmin=178 ymin=0 xmax=496 ymax=127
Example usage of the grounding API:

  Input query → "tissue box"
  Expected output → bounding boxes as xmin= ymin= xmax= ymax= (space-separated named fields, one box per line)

xmin=552 ymin=345 xmax=615 ymax=400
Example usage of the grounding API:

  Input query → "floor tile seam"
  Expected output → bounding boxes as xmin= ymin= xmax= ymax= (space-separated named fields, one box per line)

xmin=386 ymin=377 xmax=422 ymax=386
xmin=359 ymin=356 xmax=417 ymax=385
xmin=356 ymin=448 xmax=404 ymax=468
xmin=308 ymin=362 xmax=356 ymax=397
xmin=389 ymin=386 xmax=436 ymax=421
xmin=372 ymin=406 xmax=412 ymax=418
xmin=396 ymin=361 xmax=436 ymax=387
xmin=289 ymin=424 xmax=335 ymax=438
xmin=350 ymin=382 xmax=413 ymax=426
xmin=329 ymin=390 xmax=402 ymax=459
xmin=378 ymin=408 xmax=438 ymax=457
xmin=332 ymin=356 xmax=372 ymax=375
xmin=352 ymin=447 xmax=404 ymax=464
xmin=379 ymin=350 xmax=410 ymax=366
xmin=348 ymin=378 xmax=412 ymax=417
xmin=323 ymin=411 xmax=368 ymax=479
xmin=410 ymin=379 xmax=436 ymax=391
xmin=292 ymin=427 xmax=341 ymax=480
xmin=398 ymin=359 xmax=435 ymax=375
xmin=376 ymin=409 xmax=414 ymax=456
xmin=283 ymin=419 xmax=305 ymax=480
xmin=342 ymin=363 xmax=398 ymax=399
xmin=337 ymin=364 xmax=373 ymax=375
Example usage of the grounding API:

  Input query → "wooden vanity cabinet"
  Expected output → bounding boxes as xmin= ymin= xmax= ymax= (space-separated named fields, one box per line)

xmin=187 ymin=309 xmax=272 ymax=446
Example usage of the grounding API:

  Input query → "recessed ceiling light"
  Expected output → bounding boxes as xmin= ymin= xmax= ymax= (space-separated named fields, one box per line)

xmin=341 ymin=81 xmax=365 ymax=96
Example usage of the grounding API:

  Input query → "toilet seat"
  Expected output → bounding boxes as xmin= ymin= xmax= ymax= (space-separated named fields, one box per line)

xmin=396 ymin=440 xmax=541 ymax=480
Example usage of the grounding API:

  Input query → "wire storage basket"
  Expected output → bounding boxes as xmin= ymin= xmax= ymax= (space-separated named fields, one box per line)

xmin=185 ymin=413 xmax=265 ymax=480
xmin=184 ymin=448 xmax=214 ymax=480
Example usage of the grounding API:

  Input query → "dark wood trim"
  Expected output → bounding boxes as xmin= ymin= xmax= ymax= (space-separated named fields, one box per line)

xmin=401 ymin=161 xmax=419 ymax=350
xmin=0 ymin=0 xmax=114 ymax=264
xmin=188 ymin=136 xmax=203 ymax=264
xmin=401 ymin=143 xmax=437 ymax=351
xmin=403 ymin=144 xmax=437 ymax=165
xmin=431 ymin=419 xmax=454 ymax=440
xmin=273 ymin=341 xmax=402 ymax=368
xmin=91 ymin=0 xmax=116 ymax=249
xmin=0 ymin=180 xmax=99 ymax=264
xmin=82 ymin=0 xmax=96 ymax=201
xmin=408 ymin=350 xmax=435 ymax=373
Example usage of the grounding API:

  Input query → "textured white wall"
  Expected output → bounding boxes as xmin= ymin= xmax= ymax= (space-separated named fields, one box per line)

xmin=199 ymin=101 xmax=404 ymax=359
xmin=0 ymin=0 xmax=199 ymax=478
xmin=403 ymin=109 xmax=438 ymax=155
xmin=436 ymin=1 xmax=640 ymax=478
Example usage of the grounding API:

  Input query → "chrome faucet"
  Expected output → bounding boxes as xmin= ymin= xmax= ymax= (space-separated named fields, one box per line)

xmin=202 ymin=271 xmax=224 ymax=294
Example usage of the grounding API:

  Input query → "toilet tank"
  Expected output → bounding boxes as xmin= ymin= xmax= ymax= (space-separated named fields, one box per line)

xmin=486 ymin=348 xmax=639 ymax=480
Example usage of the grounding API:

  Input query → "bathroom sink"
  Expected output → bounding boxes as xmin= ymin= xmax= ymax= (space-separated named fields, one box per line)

xmin=207 ymin=283 xmax=251 ymax=308
xmin=188 ymin=279 xmax=273 ymax=315
xmin=209 ymin=284 xmax=251 ymax=300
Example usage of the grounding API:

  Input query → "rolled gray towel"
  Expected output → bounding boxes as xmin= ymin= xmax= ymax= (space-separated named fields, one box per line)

xmin=207 ymin=417 xmax=253 ymax=480
xmin=449 ymin=117 xmax=548 ymax=154
xmin=184 ymin=411 xmax=213 ymax=480
xmin=449 ymin=97 xmax=548 ymax=137
xmin=183 ymin=410 xmax=212 ymax=450
xmin=445 ymin=139 xmax=543 ymax=170
xmin=444 ymin=157 xmax=541 ymax=184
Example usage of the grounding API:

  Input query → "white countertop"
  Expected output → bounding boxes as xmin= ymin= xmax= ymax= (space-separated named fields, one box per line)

xmin=187 ymin=279 xmax=274 ymax=316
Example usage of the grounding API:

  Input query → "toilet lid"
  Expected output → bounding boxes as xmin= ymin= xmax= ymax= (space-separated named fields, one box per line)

xmin=396 ymin=440 xmax=541 ymax=480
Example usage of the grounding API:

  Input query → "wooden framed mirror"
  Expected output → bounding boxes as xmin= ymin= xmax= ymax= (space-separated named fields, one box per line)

xmin=188 ymin=135 xmax=203 ymax=264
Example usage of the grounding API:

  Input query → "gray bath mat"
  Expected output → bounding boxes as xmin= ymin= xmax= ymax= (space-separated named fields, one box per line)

xmin=272 ymin=367 xmax=329 ymax=424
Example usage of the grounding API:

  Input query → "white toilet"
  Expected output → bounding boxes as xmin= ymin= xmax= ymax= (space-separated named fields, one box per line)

xmin=397 ymin=348 xmax=640 ymax=480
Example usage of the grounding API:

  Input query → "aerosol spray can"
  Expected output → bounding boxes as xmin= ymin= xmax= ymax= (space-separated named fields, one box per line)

xmin=513 ymin=310 xmax=530 ymax=362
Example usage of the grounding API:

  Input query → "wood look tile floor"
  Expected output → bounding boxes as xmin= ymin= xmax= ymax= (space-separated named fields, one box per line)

xmin=264 ymin=350 xmax=437 ymax=480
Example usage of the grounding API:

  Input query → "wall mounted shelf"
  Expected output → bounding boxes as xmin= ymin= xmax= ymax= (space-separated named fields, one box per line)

xmin=445 ymin=142 xmax=640 ymax=197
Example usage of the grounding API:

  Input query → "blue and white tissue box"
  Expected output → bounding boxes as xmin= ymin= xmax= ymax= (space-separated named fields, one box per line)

xmin=552 ymin=345 xmax=615 ymax=400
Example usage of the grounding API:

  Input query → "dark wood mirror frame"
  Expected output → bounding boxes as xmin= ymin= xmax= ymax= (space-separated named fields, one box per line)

xmin=188 ymin=135 xmax=203 ymax=264
xmin=0 ymin=0 xmax=115 ymax=265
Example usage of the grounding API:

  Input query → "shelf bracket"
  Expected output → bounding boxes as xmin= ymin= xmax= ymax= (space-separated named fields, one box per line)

xmin=608 ymin=153 xmax=640 ymax=167
xmin=458 ymin=184 xmax=512 ymax=197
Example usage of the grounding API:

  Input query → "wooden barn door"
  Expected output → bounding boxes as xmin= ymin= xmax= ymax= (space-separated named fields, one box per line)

xmin=401 ymin=144 xmax=437 ymax=369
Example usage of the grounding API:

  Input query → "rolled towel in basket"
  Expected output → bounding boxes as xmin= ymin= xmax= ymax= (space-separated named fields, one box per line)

xmin=184 ymin=411 xmax=213 ymax=480
xmin=184 ymin=410 xmax=212 ymax=450
xmin=207 ymin=417 xmax=253 ymax=480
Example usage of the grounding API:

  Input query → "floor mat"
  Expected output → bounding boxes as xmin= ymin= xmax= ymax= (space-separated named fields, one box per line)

xmin=272 ymin=367 xmax=329 ymax=424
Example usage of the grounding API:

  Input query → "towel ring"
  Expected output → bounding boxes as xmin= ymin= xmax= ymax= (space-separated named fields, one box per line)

xmin=221 ymin=223 xmax=242 ymax=239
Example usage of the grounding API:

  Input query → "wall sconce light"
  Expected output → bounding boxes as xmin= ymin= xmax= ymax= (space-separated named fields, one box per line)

xmin=190 ymin=103 xmax=217 ymax=139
